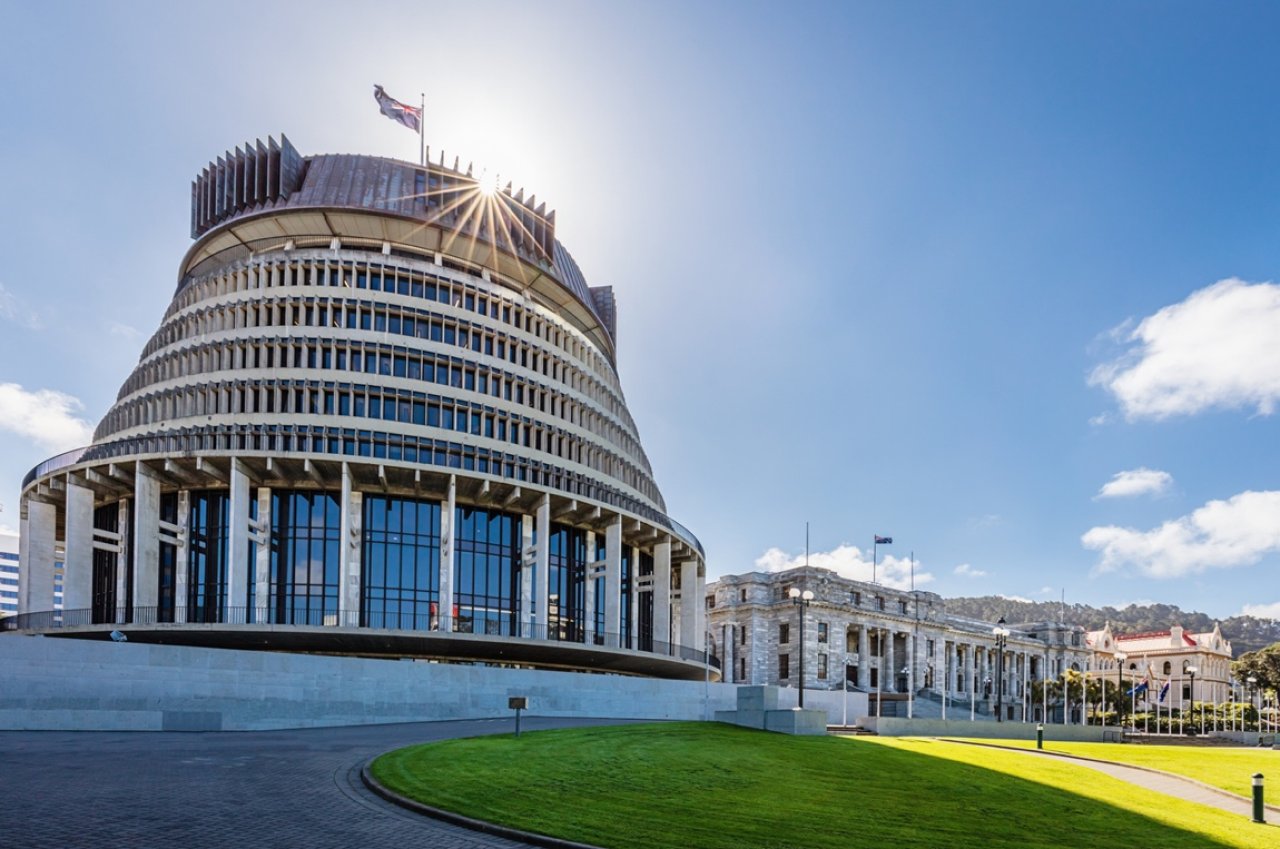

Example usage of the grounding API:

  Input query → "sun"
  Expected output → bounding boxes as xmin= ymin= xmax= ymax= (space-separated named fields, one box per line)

xmin=477 ymin=170 xmax=500 ymax=196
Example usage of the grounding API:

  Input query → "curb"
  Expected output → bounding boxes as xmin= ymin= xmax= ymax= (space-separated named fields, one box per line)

xmin=939 ymin=738 xmax=1280 ymax=816
xmin=360 ymin=761 xmax=608 ymax=849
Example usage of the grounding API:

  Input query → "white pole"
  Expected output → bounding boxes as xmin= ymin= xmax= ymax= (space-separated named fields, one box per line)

xmin=419 ymin=93 xmax=426 ymax=167
xmin=842 ymin=654 xmax=848 ymax=727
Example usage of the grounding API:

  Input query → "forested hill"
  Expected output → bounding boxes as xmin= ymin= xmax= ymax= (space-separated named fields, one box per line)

xmin=944 ymin=596 xmax=1280 ymax=657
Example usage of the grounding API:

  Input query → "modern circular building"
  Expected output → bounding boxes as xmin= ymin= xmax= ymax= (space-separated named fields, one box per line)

xmin=10 ymin=135 xmax=711 ymax=680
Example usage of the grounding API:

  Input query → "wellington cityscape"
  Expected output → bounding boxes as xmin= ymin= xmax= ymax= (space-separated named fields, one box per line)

xmin=2 ymin=3 xmax=1279 ymax=848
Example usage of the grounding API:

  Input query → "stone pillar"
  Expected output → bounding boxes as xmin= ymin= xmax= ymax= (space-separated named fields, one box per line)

xmin=338 ymin=463 xmax=363 ymax=626
xmin=438 ymin=474 xmax=457 ymax=631
xmin=858 ymin=626 xmax=870 ymax=688
xmin=174 ymin=490 xmax=190 ymax=623
xmin=20 ymin=499 xmax=56 ymax=613
xmin=583 ymin=530 xmax=597 ymax=642
xmin=114 ymin=498 xmax=131 ymax=615
xmin=226 ymin=460 xmax=252 ymax=620
xmin=132 ymin=460 xmax=160 ymax=614
xmin=63 ymin=480 xmax=94 ymax=614
xmin=533 ymin=494 xmax=550 ymax=634
xmin=603 ymin=519 xmax=622 ymax=646
xmin=627 ymin=544 xmax=639 ymax=646
xmin=885 ymin=629 xmax=896 ymax=692
xmin=653 ymin=539 xmax=672 ymax=652
xmin=254 ymin=487 xmax=272 ymax=621
xmin=520 ymin=514 xmax=534 ymax=637
xmin=680 ymin=558 xmax=698 ymax=655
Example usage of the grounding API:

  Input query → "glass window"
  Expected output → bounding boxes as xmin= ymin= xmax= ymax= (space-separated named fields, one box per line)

xmin=548 ymin=523 xmax=587 ymax=643
xmin=817 ymin=622 xmax=829 ymax=643
xmin=269 ymin=491 xmax=340 ymax=625
xmin=188 ymin=490 xmax=229 ymax=623
xmin=362 ymin=495 xmax=441 ymax=631
xmin=779 ymin=653 xmax=790 ymax=680
xmin=454 ymin=506 xmax=521 ymax=636
xmin=779 ymin=622 xmax=790 ymax=644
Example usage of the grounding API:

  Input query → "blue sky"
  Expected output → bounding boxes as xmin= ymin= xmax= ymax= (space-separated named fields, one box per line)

xmin=2 ymin=1 xmax=1278 ymax=621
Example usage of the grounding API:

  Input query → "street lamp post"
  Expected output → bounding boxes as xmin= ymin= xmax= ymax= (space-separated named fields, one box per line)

xmin=993 ymin=617 xmax=1010 ymax=723
xmin=789 ymin=587 xmax=814 ymax=709
xmin=1187 ymin=665 xmax=1198 ymax=733
xmin=1116 ymin=651 xmax=1128 ymax=733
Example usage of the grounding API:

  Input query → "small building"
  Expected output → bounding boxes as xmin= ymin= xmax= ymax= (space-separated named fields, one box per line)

xmin=1086 ymin=623 xmax=1233 ymax=705
xmin=707 ymin=566 xmax=1090 ymax=720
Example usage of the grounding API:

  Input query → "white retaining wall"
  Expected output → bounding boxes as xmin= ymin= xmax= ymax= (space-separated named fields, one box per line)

xmin=0 ymin=635 xmax=741 ymax=731
xmin=861 ymin=716 xmax=1108 ymax=741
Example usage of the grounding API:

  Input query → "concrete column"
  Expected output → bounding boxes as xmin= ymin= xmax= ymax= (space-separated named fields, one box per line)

xmin=63 ymin=480 xmax=94 ymax=614
xmin=603 ymin=519 xmax=622 ymax=646
xmin=20 ymin=499 xmax=56 ymax=613
xmin=680 ymin=559 xmax=698 ymax=655
xmin=520 ymin=514 xmax=534 ymax=637
xmin=114 ymin=498 xmax=131 ymax=615
xmin=653 ymin=539 xmax=672 ymax=652
xmin=133 ymin=463 xmax=160 ymax=616
xmin=533 ymin=494 xmax=550 ymax=634
xmin=583 ymin=530 xmax=597 ymax=642
xmin=885 ymin=629 xmax=896 ymax=692
xmin=694 ymin=561 xmax=706 ymax=658
xmin=438 ymin=474 xmax=457 ymax=631
xmin=338 ymin=463 xmax=362 ymax=625
xmin=254 ymin=487 xmax=272 ymax=621
xmin=174 ymin=490 xmax=190 ymax=623
xmin=227 ymin=460 xmax=251 ymax=620
xmin=858 ymin=626 xmax=869 ymax=688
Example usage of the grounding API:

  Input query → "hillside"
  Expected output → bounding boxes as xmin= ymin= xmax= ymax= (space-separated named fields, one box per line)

xmin=944 ymin=596 xmax=1280 ymax=657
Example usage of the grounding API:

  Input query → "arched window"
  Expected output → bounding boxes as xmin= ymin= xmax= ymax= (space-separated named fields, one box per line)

xmin=1163 ymin=661 xmax=1171 ymax=675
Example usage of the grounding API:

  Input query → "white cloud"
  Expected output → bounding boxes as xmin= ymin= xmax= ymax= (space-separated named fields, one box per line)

xmin=1242 ymin=601 xmax=1280 ymax=620
xmin=997 ymin=593 xmax=1033 ymax=603
xmin=1090 ymin=279 xmax=1280 ymax=420
xmin=754 ymin=544 xmax=934 ymax=590
xmin=1096 ymin=467 xmax=1173 ymax=499
xmin=0 ymin=383 xmax=95 ymax=454
xmin=967 ymin=513 xmax=1003 ymax=529
xmin=0 ymin=282 xmax=43 ymax=330
xmin=108 ymin=321 xmax=141 ymax=340
xmin=954 ymin=563 xmax=987 ymax=578
xmin=1082 ymin=490 xmax=1280 ymax=578
xmin=1037 ymin=586 xmax=1055 ymax=595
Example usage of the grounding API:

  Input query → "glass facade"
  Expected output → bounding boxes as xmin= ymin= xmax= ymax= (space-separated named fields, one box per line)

xmin=157 ymin=492 xmax=178 ymax=623
xmin=270 ymin=491 xmax=340 ymax=625
xmin=362 ymin=495 xmax=440 ymax=630
xmin=619 ymin=544 xmax=632 ymax=648
xmin=188 ymin=491 xmax=229 ymax=623
xmin=638 ymin=550 xmax=654 ymax=651
xmin=592 ymin=535 xmax=606 ymax=643
xmin=91 ymin=503 xmax=120 ymax=624
xmin=453 ymin=506 xmax=521 ymax=636
xmin=548 ymin=523 xmax=586 ymax=642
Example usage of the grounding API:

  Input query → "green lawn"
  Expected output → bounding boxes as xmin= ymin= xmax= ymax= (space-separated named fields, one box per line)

xmin=370 ymin=723 xmax=1279 ymax=849
xmin=959 ymin=738 xmax=1279 ymax=798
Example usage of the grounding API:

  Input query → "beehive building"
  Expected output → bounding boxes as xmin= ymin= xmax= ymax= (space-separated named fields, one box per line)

xmin=12 ymin=136 xmax=710 ymax=679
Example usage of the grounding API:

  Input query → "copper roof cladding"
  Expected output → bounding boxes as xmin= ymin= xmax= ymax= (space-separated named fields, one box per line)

xmin=187 ymin=135 xmax=616 ymax=347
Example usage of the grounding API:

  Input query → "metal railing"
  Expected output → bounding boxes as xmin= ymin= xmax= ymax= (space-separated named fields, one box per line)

xmin=21 ymin=446 xmax=90 ymax=490
xmin=0 ymin=606 xmax=718 ymax=668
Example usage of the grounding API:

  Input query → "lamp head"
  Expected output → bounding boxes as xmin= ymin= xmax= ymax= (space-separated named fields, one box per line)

xmin=802 ymin=590 xmax=814 ymax=601
xmin=1115 ymin=651 xmax=1127 ymax=662
xmin=1186 ymin=665 xmax=1198 ymax=675
xmin=788 ymin=587 xmax=801 ymax=599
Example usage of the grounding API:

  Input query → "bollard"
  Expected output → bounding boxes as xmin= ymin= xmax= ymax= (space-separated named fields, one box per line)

xmin=1254 ymin=773 xmax=1266 ymax=824
xmin=1036 ymin=723 xmax=1044 ymax=750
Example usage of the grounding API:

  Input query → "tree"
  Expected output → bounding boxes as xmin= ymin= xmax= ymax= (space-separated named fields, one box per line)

xmin=1232 ymin=642 xmax=1280 ymax=697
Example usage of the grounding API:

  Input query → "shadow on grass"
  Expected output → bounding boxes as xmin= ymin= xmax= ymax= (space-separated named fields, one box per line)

xmin=372 ymin=723 xmax=1268 ymax=849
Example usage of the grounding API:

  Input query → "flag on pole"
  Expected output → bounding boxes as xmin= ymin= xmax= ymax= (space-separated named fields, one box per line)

xmin=875 ymin=535 xmax=893 ymax=544
xmin=373 ymin=84 xmax=422 ymax=132
xmin=1127 ymin=680 xmax=1149 ymax=697
xmin=1158 ymin=679 xmax=1170 ymax=703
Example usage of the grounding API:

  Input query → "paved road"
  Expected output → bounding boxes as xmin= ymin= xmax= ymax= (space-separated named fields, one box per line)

xmin=1 ymin=716 xmax=627 ymax=848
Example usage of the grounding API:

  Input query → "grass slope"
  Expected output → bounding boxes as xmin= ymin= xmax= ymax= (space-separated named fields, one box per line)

xmin=371 ymin=723 xmax=1279 ymax=849
xmin=967 ymin=738 xmax=1279 ymax=798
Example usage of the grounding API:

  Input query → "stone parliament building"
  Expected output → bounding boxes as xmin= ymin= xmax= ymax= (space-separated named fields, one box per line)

xmin=708 ymin=566 xmax=1092 ymax=719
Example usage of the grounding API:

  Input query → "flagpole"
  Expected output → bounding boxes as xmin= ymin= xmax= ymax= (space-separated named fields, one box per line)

xmin=419 ymin=93 xmax=426 ymax=166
